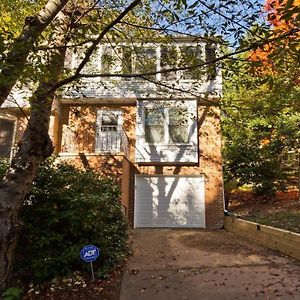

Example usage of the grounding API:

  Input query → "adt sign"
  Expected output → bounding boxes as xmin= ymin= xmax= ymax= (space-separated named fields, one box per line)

xmin=80 ymin=245 xmax=100 ymax=263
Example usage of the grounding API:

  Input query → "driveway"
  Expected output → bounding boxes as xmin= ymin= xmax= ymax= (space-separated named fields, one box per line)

xmin=120 ymin=229 xmax=300 ymax=300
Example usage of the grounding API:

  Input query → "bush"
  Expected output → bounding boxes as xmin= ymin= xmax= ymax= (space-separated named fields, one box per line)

xmin=0 ymin=158 xmax=9 ymax=179
xmin=16 ymin=159 xmax=128 ymax=283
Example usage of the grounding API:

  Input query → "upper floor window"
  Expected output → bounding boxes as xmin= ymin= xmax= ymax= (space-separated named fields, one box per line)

xmin=160 ymin=45 xmax=178 ymax=81
xmin=205 ymin=44 xmax=217 ymax=80
xmin=143 ymin=104 xmax=192 ymax=145
xmin=179 ymin=45 xmax=203 ymax=80
xmin=101 ymin=46 xmax=115 ymax=74
xmin=135 ymin=100 xmax=198 ymax=163
xmin=69 ymin=42 xmax=217 ymax=83
xmin=134 ymin=46 xmax=157 ymax=78
xmin=121 ymin=46 xmax=133 ymax=75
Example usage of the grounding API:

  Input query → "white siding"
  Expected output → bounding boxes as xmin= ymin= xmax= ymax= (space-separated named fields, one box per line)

xmin=134 ymin=175 xmax=205 ymax=228
xmin=135 ymin=100 xmax=198 ymax=163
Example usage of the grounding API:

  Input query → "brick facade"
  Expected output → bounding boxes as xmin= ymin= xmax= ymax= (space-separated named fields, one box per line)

xmin=53 ymin=102 xmax=224 ymax=229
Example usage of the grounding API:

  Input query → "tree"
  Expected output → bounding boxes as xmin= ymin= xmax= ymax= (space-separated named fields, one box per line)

xmin=222 ymin=66 xmax=300 ymax=195
xmin=0 ymin=0 xmax=299 ymax=292
xmin=0 ymin=0 xmax=70 ymax=106
xmin=0 ymin=0 xmax=143 ymax=291
xmin=222 ymin=0 xmax=300 ymax=195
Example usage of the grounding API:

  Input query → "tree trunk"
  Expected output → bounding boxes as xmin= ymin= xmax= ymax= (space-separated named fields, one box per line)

xmin=0 ymin=11 xmax=69 ymax=292
xmin=0 ymin=0 xmax=69 ymax=106
xmin=298 ymin=148 xmax=300 ymax=202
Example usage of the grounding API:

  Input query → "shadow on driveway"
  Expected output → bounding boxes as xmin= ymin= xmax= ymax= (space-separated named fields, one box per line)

xmin=120 ymin=229 xmax=300 ymax=300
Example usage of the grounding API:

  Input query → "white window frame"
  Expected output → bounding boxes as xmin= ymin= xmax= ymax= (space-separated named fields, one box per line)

xmin=143 ymin=106 xmax=191 ymax=145
xmin=139 ymin=100 xmax=197 ymax=146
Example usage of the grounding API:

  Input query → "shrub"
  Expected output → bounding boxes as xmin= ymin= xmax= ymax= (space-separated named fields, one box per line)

xmin=0 ymin=158 xmax=9 ymax=179
xmin=16 ymin=159 xmax=128 ymax=283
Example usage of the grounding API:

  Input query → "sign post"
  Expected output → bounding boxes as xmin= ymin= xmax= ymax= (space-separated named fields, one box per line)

xmin=80 ymin=245 xmax=100 ymax=281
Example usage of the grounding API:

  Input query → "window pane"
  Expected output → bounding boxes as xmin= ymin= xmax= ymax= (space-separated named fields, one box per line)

xmin=101 ymin=112 xmax=119 ymax=131
xmin=101 ymin=46 xmax=113 ymax=73
xmin=122 ymin=46 xmax=132 ymax=75
xmin=102 ymin=112 xmax=118 ymax=126
xmin=145 ymin=125 xmax=164 ymax=143
xmin=145 ymin=108 xmax=164 ymax=125
xmin=161 ymin=46 xmax=177 ymax=80
xmin=0 ymin=119 xmax=14 ymax=157
xmin=169 ymin=107 xmax=188 ymax=125
xmin=179 ymin=46 xmax=203 ymax=79
xmin=134 ymin=47 xmax=156 ymax=77
xmin=169 ymin=125 xmax=189 ymax=143
xmin=205 ymin=44 xmax=217 ymax=80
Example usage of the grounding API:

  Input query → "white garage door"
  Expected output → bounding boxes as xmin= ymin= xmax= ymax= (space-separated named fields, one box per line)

xmin=134 ymin=175 xmax=205 ymax=228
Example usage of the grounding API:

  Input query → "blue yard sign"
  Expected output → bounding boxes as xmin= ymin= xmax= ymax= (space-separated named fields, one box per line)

xmin=80 ymin=245 xmax=100 ymax=263
xmin=80 ymin=245 xmax=100 ymax=281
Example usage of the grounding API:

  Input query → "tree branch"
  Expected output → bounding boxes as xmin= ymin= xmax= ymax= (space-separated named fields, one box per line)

xmin=0 ymin=0 xmax=70 ymax=106
xmin=52 ymin=27 xmax=299 ymax=88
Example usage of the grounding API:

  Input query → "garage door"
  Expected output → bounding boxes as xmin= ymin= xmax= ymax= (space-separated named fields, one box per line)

xmin=134 ymin=175 xmax=205 ymax=228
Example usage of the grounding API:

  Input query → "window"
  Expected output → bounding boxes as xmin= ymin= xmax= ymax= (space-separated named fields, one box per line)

xmin=169 ymin=107 xmax=189 ymax=143
xmin=0 ymin=118 xmax=15 ymax=158
xmin=95 ymin=110 xmax=123 ymax=152
xmin=144 ymin=106 xmax=190 ymax=144
xmin=160 ymin=45 xmax=178 ymax=81
xmin=136 ymin=100 xmax=198 ymax=163
xmin=205 ymin=44 xmax=217 ymax=80
xmin=134 ymin=46 xmax=157 ymax=78
xmin=145 ymin=108 xmax=165 ymax=143
xmin=101 ymin=46 xmax=114 ymax=74
xmin=121 ymin=46 xmax=133 ymax=75
xmin=179 ymin=45 xmax=203 ymax=80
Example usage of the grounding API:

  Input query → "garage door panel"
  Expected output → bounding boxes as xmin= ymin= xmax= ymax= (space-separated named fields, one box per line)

xmin=135 ymin=175 xmax=205 ymax=228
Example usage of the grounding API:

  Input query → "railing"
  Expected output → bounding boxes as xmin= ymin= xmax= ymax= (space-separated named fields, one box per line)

xmin=61 ymin=125 xmax=129 ymax=157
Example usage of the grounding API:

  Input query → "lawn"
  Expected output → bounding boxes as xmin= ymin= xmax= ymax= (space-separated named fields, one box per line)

xmin=227 ymin=190 xmax=300 ymax=234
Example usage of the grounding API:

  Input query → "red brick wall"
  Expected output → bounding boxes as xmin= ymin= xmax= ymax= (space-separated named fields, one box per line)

xmin=56 ymin=103 xmax=224 ymax=229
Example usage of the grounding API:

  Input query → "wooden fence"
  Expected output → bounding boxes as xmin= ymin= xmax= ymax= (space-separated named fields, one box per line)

xmin=224 ymin=216 xmax=300 ymax=261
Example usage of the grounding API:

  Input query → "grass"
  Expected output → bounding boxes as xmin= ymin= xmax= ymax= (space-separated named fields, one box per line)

xmin=245 ymin=212 xmax=300 ymax=233
xmin=227 ymin=190 xmax=300 ymax=234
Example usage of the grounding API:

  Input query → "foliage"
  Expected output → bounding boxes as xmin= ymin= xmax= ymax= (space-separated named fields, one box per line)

xmin=1 ymin=287 xmax=22 ymax=300
xmin=0 ymin=158 xmax=9 ymax=179
xmin=222 ymin=55 xmax=300 ymax=195
xmin=15 ymin=159 xmax=128 ymax=283
xmin=249 ymin=0 xmax=300 ymax=75
xmin=222 ymin=0 xmax=300 ymax=195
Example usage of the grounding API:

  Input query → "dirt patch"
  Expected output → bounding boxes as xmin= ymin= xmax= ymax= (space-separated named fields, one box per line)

xmin=176 ymin=231 xmax=262 ymax=256
xmin=227 ymin=190 xmax=300 ymax=233
xmin=22 ymin=263 xmax=125 ymax=300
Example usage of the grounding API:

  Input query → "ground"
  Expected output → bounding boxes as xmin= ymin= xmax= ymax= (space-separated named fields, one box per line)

xmin=20 ymin=190 xmax=300 ymax=299
xmin=227 ymin=190 xmax=300 ymax=233
xmin=21 ymin=266 xmax=123 ymax=300
xmin=120 ymin=229 xmax=300 ymax=299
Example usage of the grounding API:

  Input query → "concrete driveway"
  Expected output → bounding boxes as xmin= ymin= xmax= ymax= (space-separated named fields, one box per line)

xmin=120 ymin=229 xmax=300 ymax=300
